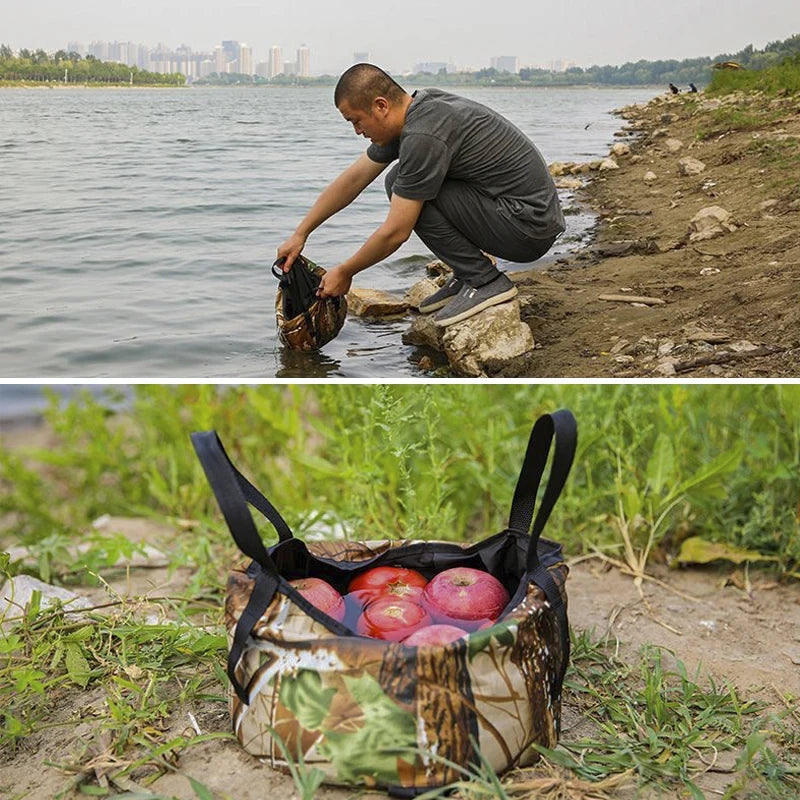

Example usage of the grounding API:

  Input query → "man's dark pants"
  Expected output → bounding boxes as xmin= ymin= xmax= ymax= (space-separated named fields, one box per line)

xmin=385 ymin=164 xmax=557 ymax=288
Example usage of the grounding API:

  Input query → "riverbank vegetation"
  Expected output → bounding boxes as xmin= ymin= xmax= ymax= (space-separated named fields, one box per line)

xmin=3 ymin=384 xmax=798 ymax=579
xmin=0 ymin=45 xmax=182 ymax=85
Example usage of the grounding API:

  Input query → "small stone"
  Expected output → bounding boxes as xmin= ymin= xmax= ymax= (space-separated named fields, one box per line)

xmin=1 ymin=576 xmax=91 ymax=632
xmin=570 ymin=163 xmax=592 ymax=175
xmin=730 ymin=340 xmax=759 ymax=353
xmin=425 ymin=259 xmax=452 ymax=278
xmin=347 ymin=288 xmax=408 ymax=317
xmin=599 ymin=158 xmax=619 ymax=172
xmin=678 ymin=156 xmax=706 ymax=176
xmin=548 ymin=162 xmax=571 ymax=177
xmin=611 ymin=142 xmax=630 ymax=157
xmin=759 ymin=199 xmax=779 ymax=212
xmin=700 ymin=266 xmax=721 ymax=275
xmin=689 ymin=206 xmax=737 ymax=243
xmin=614 ymin=355 xmax=635 ymax=364
xmin=643 ymin=171 xmax=658 ymax=184
xmin=664 ymin=138 xmax=684 ymax=153
xmin=630 ymin=154 xmax=643 ymax=163
xmin=555 ymin=177 xmax=583 ymax=190
xmin=610 ymin=338 xmax=630 ymax=354
xmin=655 ymin=359 xmax=677 ymax=376
xmin=417 ymin=356 xmax=435 ymax=371
xmin=660 ymin=113 xmax=674 ymax=124
xmin=657 ymin=340 xmax=675 ymax=357
xmin=788 ymin=199 xmax=800 ymax=211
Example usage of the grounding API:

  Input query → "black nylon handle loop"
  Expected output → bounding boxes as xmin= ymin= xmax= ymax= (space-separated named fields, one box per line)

xmin=191 ymin=431 xmax=292 ymax=573
xmin=507 ymin=409 xmax=577 ymax=572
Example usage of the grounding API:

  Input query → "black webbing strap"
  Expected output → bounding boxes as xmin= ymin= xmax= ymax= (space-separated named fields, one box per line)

xmin=508 ymin=409 xmax=578 ymax=571
xmin=227 ymin=567 xmax=279 ymax=703
xmin=507 ymin=410 xmax=577 ymax=711
xmin=191 ymin=431 xmax=293 ymax=562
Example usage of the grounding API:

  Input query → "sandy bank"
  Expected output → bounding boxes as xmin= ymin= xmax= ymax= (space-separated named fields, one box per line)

xmin=502 ymin=89 xmax=800 ymax=378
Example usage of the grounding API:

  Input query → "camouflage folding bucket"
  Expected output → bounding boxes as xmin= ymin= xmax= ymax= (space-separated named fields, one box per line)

xmin=272 ymin=255 xmax=347 ymax=351
xmin=191 ymin=409 xmax=577 ymax=797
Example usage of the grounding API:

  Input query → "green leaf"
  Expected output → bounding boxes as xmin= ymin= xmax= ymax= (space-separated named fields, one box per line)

xmin=188 ymin=777 xmax=216 ymax=800
xmin=665 ymin=443 xmax=744 ymax=506
xmin=645 ymin=433 xmax=675 ymax=497
xmin=65 ymin=643 xmax=91 ymax=688
xmin=0 ymin=633 xmax=23 ymax=654
xmin=677 ymin=536 xmax=779 ymax=565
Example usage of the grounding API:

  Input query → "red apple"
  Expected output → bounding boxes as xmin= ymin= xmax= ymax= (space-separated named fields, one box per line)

xmin=289 ymin=577 xmax=346 ymax=622
xmin=356 ymin=597 xmax=431 ymax=641
xmin=348 ymin=566 xmax=428 ymax=603
xmin=402 ymin=624 xmax=467 ymax=647
xmin=423 ymin=567 xmax=510 ymax=631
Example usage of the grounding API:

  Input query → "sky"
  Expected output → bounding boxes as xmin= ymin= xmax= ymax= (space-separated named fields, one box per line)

xmin=4 ymin=0 xmax=798 ymax=74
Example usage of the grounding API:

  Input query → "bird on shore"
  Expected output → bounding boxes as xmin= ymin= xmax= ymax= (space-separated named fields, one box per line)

xmin=669 ymin=83 xmax=680 ymax=94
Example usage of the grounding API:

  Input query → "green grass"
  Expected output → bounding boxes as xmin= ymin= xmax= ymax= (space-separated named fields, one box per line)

xmin=706 ymin=53 xmax=800 ymax=96
xmin=2 ymin=385 xmax=799 ymax=580
xmin=538 ymin=630 xmax=800 ymax=799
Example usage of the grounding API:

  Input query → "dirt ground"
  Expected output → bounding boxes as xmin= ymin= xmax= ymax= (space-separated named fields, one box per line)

xmin=507 ymin=89 xmax=800 ymax=378
xmin=2 ymin=510 xmax=798 ymax=800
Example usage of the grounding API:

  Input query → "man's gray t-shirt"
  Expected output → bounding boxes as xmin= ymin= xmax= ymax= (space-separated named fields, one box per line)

xmin=367 ymin=88 xmax=565 ymax=239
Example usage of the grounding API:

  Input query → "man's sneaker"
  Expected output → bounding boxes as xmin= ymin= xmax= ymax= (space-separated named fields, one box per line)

xmin=433 ymin=274 xmax=517 ymax=327
xmin=418 ymin=276 xmax=462 ymax=314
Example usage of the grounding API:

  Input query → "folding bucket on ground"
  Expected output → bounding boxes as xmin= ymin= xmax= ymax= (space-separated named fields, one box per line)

xmin=191 ymin=409 xmax=577 ymax=797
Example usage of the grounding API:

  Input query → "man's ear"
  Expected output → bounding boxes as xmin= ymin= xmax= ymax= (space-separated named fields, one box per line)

xmin=373 ymin=96 xmax=390 ymax=116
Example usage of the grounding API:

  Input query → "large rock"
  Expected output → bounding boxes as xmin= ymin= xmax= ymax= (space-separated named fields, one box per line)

xmin=598 ymin=157 xmax=619 ymax=172
xmin=441 ymin=301 xmax=534 ymax=377
xmin=1 ymin=575 xmax=91 ymax=632
xmin=404 ymin=278 xmax=443 ymax=311
xmin=678 ymin=156 xmax=706 ymax=176
xmin=689 ymin=206 xmax=738 ymax=242
xmin=402 ymin=313 xmax=442 ymax=349
xmin=610 ymin=142 xmax=630 ymax=157
xmin=347 ymin=288 xmax=408 ymax=317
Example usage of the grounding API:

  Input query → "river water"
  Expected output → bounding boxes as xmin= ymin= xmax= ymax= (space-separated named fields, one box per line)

xmin=0 ymin=85 xmax=657 ymax=378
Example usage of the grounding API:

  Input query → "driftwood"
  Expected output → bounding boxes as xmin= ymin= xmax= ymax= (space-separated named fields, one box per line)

xmin=599 ymin=294 xmax=666 ymax=306
xmin=674 ymin=345 xmax=784 ymax=373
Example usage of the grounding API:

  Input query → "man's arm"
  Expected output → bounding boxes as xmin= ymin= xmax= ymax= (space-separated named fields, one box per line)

xmin=317 ymin=193 xmax=424 ymax=297
xmin=277 ymin=153 xmax=388 ymax=271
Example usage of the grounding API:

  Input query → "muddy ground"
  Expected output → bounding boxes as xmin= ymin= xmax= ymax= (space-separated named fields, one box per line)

xmin=2 ymin=507 xmax=798 ymax=800
xmin=507 ymin=89 xmax=800 ymax=378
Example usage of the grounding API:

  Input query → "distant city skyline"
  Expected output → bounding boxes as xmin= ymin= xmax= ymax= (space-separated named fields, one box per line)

xmin=4 ymin=0 xmax=796 ymax=76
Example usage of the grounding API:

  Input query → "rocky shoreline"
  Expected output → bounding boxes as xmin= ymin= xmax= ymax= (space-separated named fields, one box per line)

xmin=352 ymin=89 xmax=800 ymax=377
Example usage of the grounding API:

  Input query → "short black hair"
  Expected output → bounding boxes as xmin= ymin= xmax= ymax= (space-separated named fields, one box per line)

xmin=334 ymin=63 xmax=406 ymax=111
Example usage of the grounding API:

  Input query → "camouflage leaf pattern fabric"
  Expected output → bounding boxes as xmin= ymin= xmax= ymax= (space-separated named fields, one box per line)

xmin=225 ymin=539 xmax=568 ymax=792
xmin=274 ymin=257 xmax=347 ymax=351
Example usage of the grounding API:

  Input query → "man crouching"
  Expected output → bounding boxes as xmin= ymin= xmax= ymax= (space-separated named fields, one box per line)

xmin=277 ymin=63 xmax=564 ymax=328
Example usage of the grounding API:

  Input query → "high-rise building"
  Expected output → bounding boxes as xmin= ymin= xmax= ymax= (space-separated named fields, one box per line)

xmin=67 ymin=41 xmax=85 ymax=57
xmin=239 ymin=43 xmax=253 ymax=76
xmin=414 ymin=61 xmax=449 ymax=75
xmin=353 ymin=51 xmax=370 ymax=64
xmin=268 ymin=45 xmax=282 ymax=78
xmin=221 ymin=40 xmax=239 ymax=63
xmin=88 ymin=41 xmax=109 ymax=60
xmin=283 ymin=61 xmax=297 ymax=76
xmin=296 ymin=45 xmax=310 ymax=77
xmin=490 ymin=56 xmax=519 ymax=74
xmin=255 ymin=61 xmax=269 ymax=78
xmin=214 ymin=46 xmax=226 ymax=75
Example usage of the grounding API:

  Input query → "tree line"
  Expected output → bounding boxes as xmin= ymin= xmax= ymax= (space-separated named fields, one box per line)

xmin=0 ymin=46 xmax=182 ymax=85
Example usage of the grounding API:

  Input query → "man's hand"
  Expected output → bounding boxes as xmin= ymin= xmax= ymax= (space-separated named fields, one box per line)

xmin=276 ymin=232 xmax=307 ymax=272
xmin=317 ymin=266 xmax=353 ymax=297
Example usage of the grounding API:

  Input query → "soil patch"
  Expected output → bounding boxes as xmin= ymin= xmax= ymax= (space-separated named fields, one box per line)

xmin=510 ymin=90 xmax=800 ymax=377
